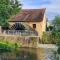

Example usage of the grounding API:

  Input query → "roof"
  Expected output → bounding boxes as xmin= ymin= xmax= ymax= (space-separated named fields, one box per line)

xmin=9 ymin=8 xmax=46 ymax=22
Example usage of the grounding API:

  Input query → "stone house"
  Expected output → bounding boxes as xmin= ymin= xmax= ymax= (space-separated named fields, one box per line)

xmin=0 ymin=8 xmax=47 ymax=38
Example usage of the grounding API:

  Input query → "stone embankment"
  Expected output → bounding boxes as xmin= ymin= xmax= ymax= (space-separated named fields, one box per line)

xmin=37 ymin=44 xmax=58 ymax=49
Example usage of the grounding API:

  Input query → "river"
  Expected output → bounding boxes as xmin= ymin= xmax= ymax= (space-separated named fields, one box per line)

xmin=0 ymin=48 xmax=57 ymax=60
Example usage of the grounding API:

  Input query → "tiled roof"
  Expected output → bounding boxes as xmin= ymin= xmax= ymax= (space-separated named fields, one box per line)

xmin=9 ymin=8 xmax=46 ymax=22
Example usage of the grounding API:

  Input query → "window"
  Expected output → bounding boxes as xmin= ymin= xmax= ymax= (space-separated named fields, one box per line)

xmin=33 ymin=24 xmax=36 ymax=29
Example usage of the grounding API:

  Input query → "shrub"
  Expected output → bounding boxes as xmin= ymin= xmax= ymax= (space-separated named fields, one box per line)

xmin=0 ymin=41 xmax=20 ymax=52
xmin=0 ymin=42 xmax=12 ymax=52
xmin=42 ymin=32 xmax=57 ymax=44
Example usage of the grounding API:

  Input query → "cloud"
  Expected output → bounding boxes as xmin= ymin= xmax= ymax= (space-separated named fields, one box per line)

xmin=21 ymin=0 xmax=60 ymax=20
xmin=21 ymin=0 xmax=51 ymax=7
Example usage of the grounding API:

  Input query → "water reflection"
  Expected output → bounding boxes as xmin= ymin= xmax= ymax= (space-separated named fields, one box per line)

xmin=0 ymin=48 xmax=57 ymax=60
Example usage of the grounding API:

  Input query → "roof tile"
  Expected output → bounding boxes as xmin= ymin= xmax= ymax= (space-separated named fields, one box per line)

xmin=9 ymin=8 xmax=46 ymax=22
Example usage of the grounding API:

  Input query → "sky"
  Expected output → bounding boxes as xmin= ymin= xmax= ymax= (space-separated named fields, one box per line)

xmin=20 ymin=0 xmax=60 ymax=21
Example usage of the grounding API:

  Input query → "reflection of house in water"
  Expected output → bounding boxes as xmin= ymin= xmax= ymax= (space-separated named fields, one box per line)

xmin=0 ymin=8 xmax=47 ymax=38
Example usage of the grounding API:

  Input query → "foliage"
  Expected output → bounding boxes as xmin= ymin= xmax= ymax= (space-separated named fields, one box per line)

xmin=0 ymin=42 xmax=12 ymax=52
xmin=0 ymin=41 xmax=20 ymax=52
xmin=11 ymin=0 xmax=21 ymax=14
xmin=51 ymin=15 xmax=60 ymax=55
xmin=42 ymin=32 xmax=57 ymax=44
xmin=30 ymin=37 xmax=37 ymax=44
xmin=57 ymin=47 xmax=60 ymax=54
xmin=53 ymin=31 xmax=60 ymax=45
xmin=52 ymin=15 xmax=60 ymax=25
xmin=46 ymin=25 xmax=53 ymax=31
xmin=51 ymin=28 xmax=60 ymax=55
xmin=0 ymin=0 xmax=21 ymax=27
xmin=52 ymin=15 xmax=60 ymax=32
xmin=53 ymin=30 xmax=60 ymax=55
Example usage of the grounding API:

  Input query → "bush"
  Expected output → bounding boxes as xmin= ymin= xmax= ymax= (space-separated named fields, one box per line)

xmin=0 ymin=41 xmax=19 ymax=52
xmin=0 ymin=42 xmax=12 ymax=52
xmin=42 ymin=32 xmax=57 ymax=44
xmin=52 ymin=30 xmax=60 ymax=55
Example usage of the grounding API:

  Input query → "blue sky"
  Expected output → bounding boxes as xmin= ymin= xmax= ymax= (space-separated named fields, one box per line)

xmin=20 ymin=0 xmax=60 ymax=20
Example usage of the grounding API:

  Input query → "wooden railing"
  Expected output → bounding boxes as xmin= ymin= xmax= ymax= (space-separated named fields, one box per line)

xmin=3 ymin=30 xmax=38 ymax=36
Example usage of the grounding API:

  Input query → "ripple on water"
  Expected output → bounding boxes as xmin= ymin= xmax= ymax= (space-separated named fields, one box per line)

xmin=0 ymin=48 xmax=57 ymax=60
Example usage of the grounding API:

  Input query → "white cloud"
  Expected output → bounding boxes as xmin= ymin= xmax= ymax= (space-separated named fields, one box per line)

xmin=21 ymin=0 xmax=60 ymax=20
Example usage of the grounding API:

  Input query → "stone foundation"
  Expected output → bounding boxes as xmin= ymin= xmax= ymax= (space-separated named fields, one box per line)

xmin=0 ymin=35 xmax=39 ymax=47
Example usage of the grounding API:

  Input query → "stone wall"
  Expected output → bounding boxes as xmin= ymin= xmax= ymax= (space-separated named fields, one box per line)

xmin=0 ymin=35 xmax=39 ymax=47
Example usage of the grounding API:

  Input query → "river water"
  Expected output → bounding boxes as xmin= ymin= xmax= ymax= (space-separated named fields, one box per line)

xmin=0 ymin=48 xmax=57 ymax=60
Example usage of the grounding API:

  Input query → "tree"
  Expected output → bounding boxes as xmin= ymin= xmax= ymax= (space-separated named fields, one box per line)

xmin=10 ymin=0 xmax=21 ymax=15
xmin=52 ymin=15 xmax=60 ymax=31
xmin=46 ymin=25 xmax=53 ymax=31
xmin=0 ymin=0 xmax=21 ymax=28
xmin=53 ymin=15 xmax=60 ymax=25
xmin=52 ymin=16 xmax=60 ymax=55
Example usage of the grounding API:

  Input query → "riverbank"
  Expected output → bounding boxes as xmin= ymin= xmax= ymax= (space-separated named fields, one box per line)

xmin=19 ymin=44 xmax=58 ymax=50
xmin=37 ymin=44 xmax=58 ymax=49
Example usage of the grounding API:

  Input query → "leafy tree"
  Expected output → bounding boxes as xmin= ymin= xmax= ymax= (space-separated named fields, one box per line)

xmin=0 ymin=0 xmax=21 ymax=28
xmin=46 ymin=25 xmax=53 ymax=31
xmin=52 ymin=15 xmax=60 ymax=55
xmin=53 ymin=15 xmax=60 ymax=25
xmin=10 ymin=0 xmax=21 ymax=15
xmin=52 ymin=30 xmax=60 ymax=55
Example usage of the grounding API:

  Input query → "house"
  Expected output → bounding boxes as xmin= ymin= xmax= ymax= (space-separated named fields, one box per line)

xmin=0 ymin=8 xmax=47 ymax=38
